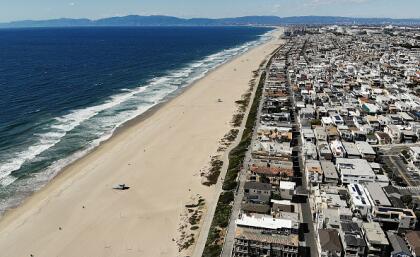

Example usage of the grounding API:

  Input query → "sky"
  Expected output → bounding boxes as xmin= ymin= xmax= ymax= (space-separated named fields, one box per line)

xmin=0 ymin=0 xmax=419 ymax=23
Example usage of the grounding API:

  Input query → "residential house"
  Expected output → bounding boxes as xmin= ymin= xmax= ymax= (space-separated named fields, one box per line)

xmin=336 ymin=158 xmax=376 ymax=184
xmin=233 ymin=214 xmax=300 ymax=257
xmin=322 ymin=160 xmax=339 ymax=185
xmin=375 ymin=132 xmax=392 ymax=145
xmin=318 ymin=141 xmax=333 ymax=160
xmin=340 ymin=222 xmax=367 ymax=257
xmin=406 ymin=231 xmax=420 ymax=257
xmin=362 ymin=222 xmax=389 ymax=257
xmin=348 ymin=184 xmax=372 ymax=218
xmin=385 ymin=125 xmax=402 ymax=143
xmin=319 ymin=229 xmax=344 ymax=257
xmin=355 ymin=141 xmax=377 ymax=162
xmin=330 ymin=140 xmax=347 ymax=159
xmin=278 ymin=181 xmax=296 ymax=200
xmin=371 ymin=207 xmax=417 ymax=230
xmin=343 ymin=142 xmax=362 ymax=159
xmin=387 ymin=231 xmax=412 ymax=257
xmin=307 ymin=160 xmax=323 ymax=185
xmin=409 ymin=147 xmax=420 ymax=167
xmin=244 ymin=182 xmax=272 ymax=204
xmin=365 ymin=182 xmax=392 ymax=207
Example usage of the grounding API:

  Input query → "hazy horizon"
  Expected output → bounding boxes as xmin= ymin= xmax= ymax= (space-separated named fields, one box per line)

xmin=0 ymin=0 xmax=419 ymax=23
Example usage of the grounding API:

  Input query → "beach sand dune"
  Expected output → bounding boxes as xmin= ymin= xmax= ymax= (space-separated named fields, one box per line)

xmin=0 ymin=29 xmax=283 ymax=257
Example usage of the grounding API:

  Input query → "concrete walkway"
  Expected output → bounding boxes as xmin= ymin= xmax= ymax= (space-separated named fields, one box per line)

xmin=220 ymin=59 xmax=271 ymax=257
xmin=191 ymin=50 xmax=274 ymax=257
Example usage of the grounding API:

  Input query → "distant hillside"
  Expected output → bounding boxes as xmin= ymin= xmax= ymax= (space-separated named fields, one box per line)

xmin=0 ymin=15 xmax=419 ymax=28
xmin=280 ymin=16 xmax=420 ymax=25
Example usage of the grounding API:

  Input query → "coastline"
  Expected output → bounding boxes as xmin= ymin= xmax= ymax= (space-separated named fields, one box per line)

xmin=0 ymin=28 xmax=273 ymax=214
xmin=0 ymin=28 xmax=283 ymax=257
xmin=111 ymin=28 xmax=277 ymax=137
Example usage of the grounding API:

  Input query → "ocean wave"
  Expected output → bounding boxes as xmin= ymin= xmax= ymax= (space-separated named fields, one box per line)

xmin=0 ymin=29 xmax=274 ymax=212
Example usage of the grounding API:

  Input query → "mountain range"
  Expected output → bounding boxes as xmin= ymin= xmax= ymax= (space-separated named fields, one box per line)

xmin=1 ymin=15 xmax=419 ymax=28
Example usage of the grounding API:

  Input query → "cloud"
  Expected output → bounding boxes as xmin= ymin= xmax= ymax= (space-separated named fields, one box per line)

xmin=68 ymin=2 xmax=75 ymax=6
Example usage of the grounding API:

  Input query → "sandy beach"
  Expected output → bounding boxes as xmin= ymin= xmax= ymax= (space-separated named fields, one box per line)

xmin=0 ymin=28 xmax=283 ymax=257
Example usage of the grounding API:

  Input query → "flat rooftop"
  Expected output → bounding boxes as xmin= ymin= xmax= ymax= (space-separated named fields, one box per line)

xmin=321 ymin=160 xmax=338 ymax=179
xmin=362 ymin=222 xmax=389 ymax=246
xmin=336 ymin=158 xmax=375 ymax=177
xmin=235 ymin=227 xmax=299 ymax=246
xmin=342 ymin=142 xmax=361 ymax=156
xmin=348 ymin=183 xmax=371 ymax=207
xmin=355 ymin=141 xmax=376 ymax=155
xmin=365 ymin=182 xmax=391 ymax=207
xmin=279 ymin=181 xmax=296 ymax=190
xmin=235 ymin=214 xmax=294 ymax=230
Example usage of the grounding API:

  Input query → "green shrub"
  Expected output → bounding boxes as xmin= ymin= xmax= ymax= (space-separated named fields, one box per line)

xmin=202 ymin=48 xmax=279 ymax=257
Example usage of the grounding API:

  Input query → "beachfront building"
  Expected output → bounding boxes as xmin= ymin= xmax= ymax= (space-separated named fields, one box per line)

xmin=249 ymin=160 xmax=294 ymax=186
xmin=252 ymin=141 xmax=292 ymax=161
xmin=244 ymin=182 xmax=272 ymax=204
xmin=233 ymin=214 xmax=299 ymax=257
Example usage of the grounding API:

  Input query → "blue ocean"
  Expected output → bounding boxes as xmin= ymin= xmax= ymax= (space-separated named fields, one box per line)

xmin=0 ymin=26 xmax=272 ymax=213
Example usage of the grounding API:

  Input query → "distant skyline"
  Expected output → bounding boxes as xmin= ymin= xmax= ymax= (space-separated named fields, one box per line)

xmin=0 ymin=0 xmax=419 ymax=23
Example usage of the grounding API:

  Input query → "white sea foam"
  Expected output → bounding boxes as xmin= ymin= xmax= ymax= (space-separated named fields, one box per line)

xmin=0 ymin=86 xmax=151 ymax=187
xmin=0 ymin=29 xmax=274 ymax=211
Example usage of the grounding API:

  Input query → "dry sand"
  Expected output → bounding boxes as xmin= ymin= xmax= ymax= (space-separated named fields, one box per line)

xmin=0 ymin=28 xmax=283 ymax=257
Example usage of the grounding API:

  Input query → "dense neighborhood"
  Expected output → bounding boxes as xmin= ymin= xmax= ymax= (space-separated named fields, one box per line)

xmin=223 ymin=25 xmax=420 ymax=257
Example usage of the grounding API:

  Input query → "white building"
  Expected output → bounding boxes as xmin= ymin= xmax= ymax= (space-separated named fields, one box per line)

xmin=336 ymin=158 xmax=376 ymax=184
xmin=279 ymin=181 xmax=296 ymax=200
xmin=347 ymin=184 xmax=372 ymax=217
xmin=384 ymin=124 xmax=401 ymax=143
xmin=235 ymin=213 xmax=298 ymax=230
xmin=330 ymin=140 xmax=346 ymax=158
xmin=409 ymin=146 xmax=420 ymax=167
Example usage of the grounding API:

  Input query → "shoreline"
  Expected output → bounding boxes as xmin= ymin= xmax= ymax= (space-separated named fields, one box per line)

xmin=0 ymin=29 xmax=273 ymax=217
xmin=111 ymin=29 xmax=277 ymax=136
xmin=0 ymin=28 xmax=283 ymax=257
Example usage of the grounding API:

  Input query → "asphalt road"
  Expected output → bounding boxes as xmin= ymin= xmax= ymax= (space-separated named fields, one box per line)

xmin=289 ymin=68 xmax=319 ymax=257
xmin=383 ymin=155 xmax=419 ymax=187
